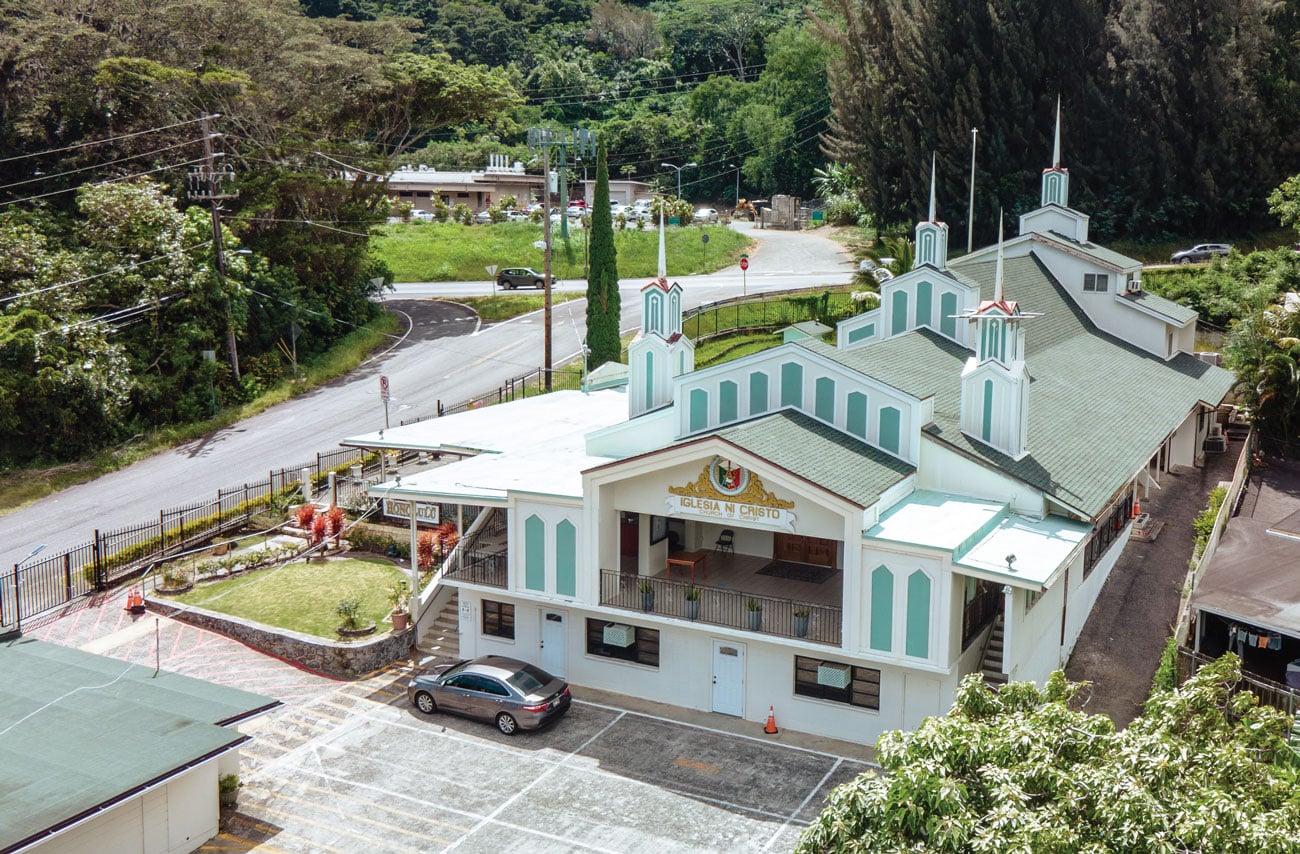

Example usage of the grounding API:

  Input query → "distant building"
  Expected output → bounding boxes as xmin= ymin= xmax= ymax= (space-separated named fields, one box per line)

xmin=347 ymin=106 xmax=1234 ymax=743
xmin=0 ymin=638 xmax=278 ymax=854
xmin=385 ymin=155 xmax=546 ymax=213
xmin=580 ymin=178 xmax=655 ymax=207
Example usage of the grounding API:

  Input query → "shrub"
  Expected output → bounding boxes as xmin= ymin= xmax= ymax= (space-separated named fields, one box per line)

xmin=1151 ymin=636 xmax=1179 ymax=694
xmin=1192 ymin=486 xmax=1228 ymax=558
xmin=417 ymin=531 xmax=437 ymax=568
xmin=295 ymin=504 xmax=316 ymax=528
xmin=325 ymin=505 xmax=346 ymax=540
xmin=311 ymin=514 xmax=328 ymax=546
xmin=432 ymin=199 xmax=450 ymax=222
xmin=336 ymin=598 xmax=361 ymax=629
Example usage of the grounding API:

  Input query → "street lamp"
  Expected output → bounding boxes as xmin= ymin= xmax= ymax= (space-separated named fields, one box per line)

xmin=661 ymin=161 xmax=696 ymax=199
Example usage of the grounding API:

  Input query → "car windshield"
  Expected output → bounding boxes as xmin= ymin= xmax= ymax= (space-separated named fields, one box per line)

xmin=505 ymin=663 xmax=553 ymax=694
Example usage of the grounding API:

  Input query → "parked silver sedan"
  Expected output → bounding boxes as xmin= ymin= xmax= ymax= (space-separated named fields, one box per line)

xmin=407 ymin=655 xmax=571 ymax=734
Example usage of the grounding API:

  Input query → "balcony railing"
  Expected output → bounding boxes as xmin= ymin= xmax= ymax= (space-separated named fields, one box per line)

xmin=441 ymin=544 xmax=507 ymax=588
xmin=599 ymin=569 xmax=841 ymax=646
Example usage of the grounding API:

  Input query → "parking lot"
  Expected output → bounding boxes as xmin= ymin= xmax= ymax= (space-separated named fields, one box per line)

xmin=210 ymin=668 xmax=873 ymax=853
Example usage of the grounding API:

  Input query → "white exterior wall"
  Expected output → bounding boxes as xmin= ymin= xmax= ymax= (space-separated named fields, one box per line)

xmin=916 ymin=440 xmax=1044 ymax=518
xmin=511 ymin=497 xmax=584 ymax=600
xmin=1062 ymin=527 xmax=1129 ymax=659
xmin=676 ymin=346 xmax=923 ymax=464
xmin=1003 ymin=581 xmax=1066 ymax=683
xmin=29 ymin=759 xmax=222 ymax=854
xmin=857 ymin=544 xmax=949 ymax=670
xmin=456 ymin=589 xmax=952 ymax=745
xmin=1169 ymin=408 xmax=1201 ymax=468
xmin=875 ymin=270 xmax=980 ymax=348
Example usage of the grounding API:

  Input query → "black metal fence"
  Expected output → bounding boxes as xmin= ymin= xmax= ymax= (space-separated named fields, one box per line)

xmin=1177 ymin=647 xmax=1300 ymax=716
xmin=0 ymin=447 xmax=370 ymax=636
xmin=599 ymin=569 xmax=841 ymax=646
xmin=441 ymin=545 xmax=509 ymax=588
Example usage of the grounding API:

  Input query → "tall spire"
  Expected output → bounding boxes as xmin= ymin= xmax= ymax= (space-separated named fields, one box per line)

xmin=994 ymin=210 xmax=1005 ymax=304
xmin=928 ymin=152 xmax=937 ymax=222
xmin=657 ymin=211 xmax=667 ymax=281
xmin=1052 ymin=95 xmax=1062 ymax=168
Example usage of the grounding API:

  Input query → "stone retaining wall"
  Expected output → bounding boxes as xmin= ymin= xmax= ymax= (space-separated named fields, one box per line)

xmin=147 ymin=598 xmax=413 ymax=679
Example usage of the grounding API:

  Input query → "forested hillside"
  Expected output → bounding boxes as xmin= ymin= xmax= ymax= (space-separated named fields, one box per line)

xmin=3 ymin=0 xmax=1300 ymax=466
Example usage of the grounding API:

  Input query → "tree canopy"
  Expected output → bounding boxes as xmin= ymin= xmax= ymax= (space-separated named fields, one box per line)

xmin=799 ymin=655 xmax=1300 ymax=853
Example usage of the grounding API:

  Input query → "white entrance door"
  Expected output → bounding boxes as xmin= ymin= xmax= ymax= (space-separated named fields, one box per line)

xmin=712 ymin=640 xmax=745 ymax=717
xmin=540 ymin=610 xmax=567 ymax=676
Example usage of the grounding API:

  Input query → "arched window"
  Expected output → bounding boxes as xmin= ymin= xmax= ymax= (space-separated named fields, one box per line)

xmin=524 ymin=515 xmax=545 ymax=591
xmin=870 ymin=566 xmax=894 ymax=651
xmin=905 ymin=570 xmax=931 ymax=658
xmin=555 ymin=520 xmax=576 ymax=597
xmin=847 ymin=392 xmax=868 ymax=439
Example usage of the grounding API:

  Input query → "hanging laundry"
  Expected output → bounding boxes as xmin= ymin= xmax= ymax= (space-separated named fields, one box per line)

xmin=1247 ymin=632 xmax=1259 ymax=646
xmin=1257 ymin=633 xmax=1270 ymax=649
xmin=1268 ymin=634 xmax=1283 ymax=651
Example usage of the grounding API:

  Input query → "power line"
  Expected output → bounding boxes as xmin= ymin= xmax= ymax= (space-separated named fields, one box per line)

xmin=0 ymin=242 xmax=211 ymax=306
xmin=0 ymin=138 xmax=204 ymax=194
xmin=0 ymin=115 xmax=216 ymax=166
xmin=0 ymin=157 xmax=209 ymax=208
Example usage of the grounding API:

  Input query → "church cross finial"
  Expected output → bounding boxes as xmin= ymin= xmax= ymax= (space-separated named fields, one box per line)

xmin=994 ymin=210 xmax=1005 ymax=304
xmin=928 ymin=152 xmax=937 ymax=222
xmin=1052 ymin=95 xmax=1062 ymax=168
xmin=657 ymin=211 xmax=667 ymax=281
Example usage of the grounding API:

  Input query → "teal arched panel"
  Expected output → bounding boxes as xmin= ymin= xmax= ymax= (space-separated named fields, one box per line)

xmin=905 ymin=570 xmax=931 ymax=658
xmin=940 ymin=292 xmax=957 ymax=339
xmin=780 ymin=362 xmax=803 ymax=407
xmin=982 ymin=379 xmax=994 ymax=442
xmin=749 ymin=372 xmax=768 ymax=415
xmin=879 ymin=406 xmax=901 ymax=454
xmin=689 ymin=388 xmax=708 ymax=432
xmin=555 ymin=520 xmax=576 ymax=597
xmin=847 ymin=392 xmax=868 ymax=439
xmin=916 ymin=281 xmax=932 ymax=327
xmin=870 ymin=566 xmax=894 ymax=651
xmin=525 ymin=515 xmax=546 ymax=591
xmin=814 ymin=377 xmax=835 ymax=423
xmin=719 ymin=380 xmax=738 ymax=423
xmin=891 ymin=291 xmax=908 ymax=335
xmin=643 ymin=350 xmax=655 ymax=411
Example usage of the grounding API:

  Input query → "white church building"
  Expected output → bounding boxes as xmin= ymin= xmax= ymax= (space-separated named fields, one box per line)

xmin=345 ymin=116 xmax=1234 ymax=743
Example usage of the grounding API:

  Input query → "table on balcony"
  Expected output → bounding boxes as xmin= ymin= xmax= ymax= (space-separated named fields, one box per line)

xmin=666 ymin=549 xmax=708 ymax=583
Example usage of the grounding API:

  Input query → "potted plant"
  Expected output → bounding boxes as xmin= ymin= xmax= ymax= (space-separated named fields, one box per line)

xmin=218 ymin=774 xmax=241 ymax=808
xmin=793 ymin=606 xmax=810 ymax=638
xmin=684 ymin=585 xmax=701 ymax=620
xmin=746 ymin=597 xmax=763 ymax=631
xmin=388 ymin=580 xmax=411 ymax=632
xmin=637 ymin=577 xmax=655 ymax=612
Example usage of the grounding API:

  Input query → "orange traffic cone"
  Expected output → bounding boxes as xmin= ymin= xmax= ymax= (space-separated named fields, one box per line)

xmin=764 ymin=705 xmax=778 ymax=735
xmin=1132 ymin=499 xmax=1142 ymax=518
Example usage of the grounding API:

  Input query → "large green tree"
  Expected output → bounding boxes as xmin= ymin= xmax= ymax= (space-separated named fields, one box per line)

xmin=799 ymin=655 xmax=1300 ymax=852
xmin=585 ymin=140 xmax=620 ymax=368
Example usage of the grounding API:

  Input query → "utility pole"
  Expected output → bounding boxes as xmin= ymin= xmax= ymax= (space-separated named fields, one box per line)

xmin=968 ymin=128 xmax=978 ymax=255
xmin=188 ymin=115 xmax=240 ymax=380
xmin=529 ymin=127 xmax=595 ymax=390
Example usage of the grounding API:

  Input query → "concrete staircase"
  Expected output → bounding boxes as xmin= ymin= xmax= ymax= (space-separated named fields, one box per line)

xmin=415 ymin=590 xmax=460 ymax=665
xmin=980 ymin=614 xmax=1008 ymax=688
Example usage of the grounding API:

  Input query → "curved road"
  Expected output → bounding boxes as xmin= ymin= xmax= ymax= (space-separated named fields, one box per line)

xmin=0 ymin=223 xmax=853 ymax=570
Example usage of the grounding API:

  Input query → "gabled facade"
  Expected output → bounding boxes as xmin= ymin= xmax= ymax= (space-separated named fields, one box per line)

xmin=348 ymin=121 xmax=1235 ymax=744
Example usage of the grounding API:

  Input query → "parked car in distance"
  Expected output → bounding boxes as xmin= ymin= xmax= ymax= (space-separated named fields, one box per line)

xmin=410 ymin=209 xmax=435 ymax=222
xmin=496 ymin=267 xmax=550 ymax=289
xmin=407 ymin=655 xmax=571 ymax=734
xmin=524 ymin=202 xmax=543 ymax=214
xmin=694 ymin=208 xmax=719 ymax=223
xmin=504 ymin=209 xmax=530 ymax=222
xmin=1170 ymin=243 xmax=1231 ymax=264
xmin=473 ymin=209 xmax=493 ymax=224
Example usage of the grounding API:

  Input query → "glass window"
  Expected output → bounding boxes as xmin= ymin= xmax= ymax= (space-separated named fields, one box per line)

xmin=585 ymin=619 xmax=659 ymax=667
xmin=1083 ymin=273 xmax=1108 ymax=292
xmin=482 ymin=600 xmax=515 ymax=639
xmin=793 ymin=656 xmax=880 ymax=709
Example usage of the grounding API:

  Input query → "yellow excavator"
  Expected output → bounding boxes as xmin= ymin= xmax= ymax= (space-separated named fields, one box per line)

xmin=733 ymin=198 xmax=758 ymax=222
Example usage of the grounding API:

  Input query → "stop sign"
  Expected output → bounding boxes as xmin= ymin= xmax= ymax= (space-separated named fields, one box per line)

xmin=739 ymin=257 xmax=749 ymax=271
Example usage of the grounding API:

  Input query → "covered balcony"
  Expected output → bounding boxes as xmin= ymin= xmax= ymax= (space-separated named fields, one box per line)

xmin=598 ymin=548 xmax=843 ymax=646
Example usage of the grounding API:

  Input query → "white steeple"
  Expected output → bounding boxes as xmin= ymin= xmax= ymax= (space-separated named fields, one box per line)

xmin=914 ymin=152 xmax=949 ymax=270
xmin=628 ymin=209 xmax=694 ymax=418
xmin=1040 ymin=96 xmax=1069 ymax=208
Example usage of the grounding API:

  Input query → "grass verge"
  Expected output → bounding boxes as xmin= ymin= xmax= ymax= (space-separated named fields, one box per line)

xmin=0 ymin=312 xmax=401 ymax=515
xmin=171 ymin=556 xmax=406 ymax=640
xmin=445 ymin=291 xmax=585 ymax=323
xmin=373 ymin=221 xmax=750 ymax=282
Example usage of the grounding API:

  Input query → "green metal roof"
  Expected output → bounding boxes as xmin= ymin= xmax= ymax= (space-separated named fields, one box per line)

xmin=712 ymin=410 xmax=915 ymax=508
xmin=1120 ymin=290 xmax=1199 ymax=325
xmin=805 ymin=252 xmax=1234 ymax=517
xmin=0 ymin=638 xmax=279 ymax=853
xmin=1040 ymin=229 xmax=1142 ymax=270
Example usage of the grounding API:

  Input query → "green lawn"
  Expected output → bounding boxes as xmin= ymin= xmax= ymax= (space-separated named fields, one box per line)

xmin=171 ymin=556 xmax=407 ymax=639
xmin=372 ymin=221 xmax=750 ymax=282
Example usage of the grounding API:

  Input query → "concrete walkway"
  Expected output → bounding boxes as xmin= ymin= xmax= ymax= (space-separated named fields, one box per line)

xmin=1064 ymin=446 xmax=1244 ymax=727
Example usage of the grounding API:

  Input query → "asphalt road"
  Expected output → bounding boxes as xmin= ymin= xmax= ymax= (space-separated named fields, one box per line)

xmin=0 ymin=223 xmax=853 ymax=573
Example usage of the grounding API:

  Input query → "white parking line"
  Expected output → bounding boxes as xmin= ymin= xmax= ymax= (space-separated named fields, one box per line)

xmin=443 ymin=710 xmax=628 ymax=853
xmin=762 ymin=757 xmax=843 ymax=851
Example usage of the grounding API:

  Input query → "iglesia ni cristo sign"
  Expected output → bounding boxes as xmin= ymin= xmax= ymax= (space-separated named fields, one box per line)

xmin=667 ymin=457 xmax=797 ymax=530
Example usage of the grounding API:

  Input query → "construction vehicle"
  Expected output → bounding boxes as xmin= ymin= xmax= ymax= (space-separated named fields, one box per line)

xmin=733 ymin=198 xmax=758 ymax=222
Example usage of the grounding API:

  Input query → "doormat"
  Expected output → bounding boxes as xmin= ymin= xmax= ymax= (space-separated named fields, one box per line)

xmin=757 ymin=560 xmax=837 ymax=584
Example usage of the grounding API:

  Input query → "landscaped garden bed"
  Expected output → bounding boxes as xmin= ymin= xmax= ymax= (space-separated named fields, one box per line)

xmin=168 ymin=556 xmax=409 ymax=641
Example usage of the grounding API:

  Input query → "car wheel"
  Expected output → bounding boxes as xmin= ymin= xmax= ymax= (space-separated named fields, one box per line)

xmin=496 ymin=712 xmax=518 ymax=735
xmin=507 ymin=283 xmax=517 ymax=290
xmin=533 ymin=279 xmax=544 ymax=288
xmin=414 ymin=691 xmax=437 ymax=715
xmin=1179 ymin=257 xmax=1191 ymax=265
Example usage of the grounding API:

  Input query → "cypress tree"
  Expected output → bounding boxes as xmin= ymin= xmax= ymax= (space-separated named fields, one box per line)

xmin=585 ymin=140 xmax=622 ymax=369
